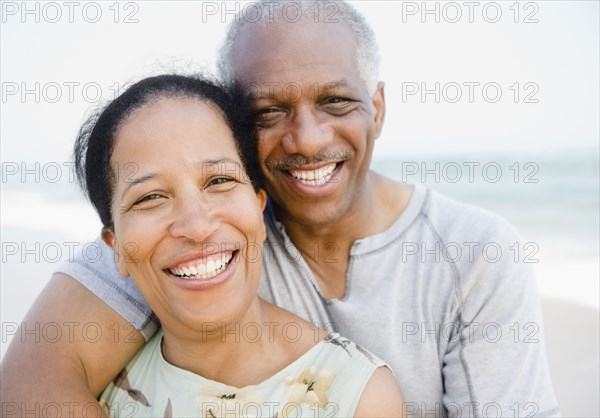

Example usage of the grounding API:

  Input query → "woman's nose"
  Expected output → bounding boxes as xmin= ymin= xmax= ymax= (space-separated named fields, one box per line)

xmin=168 ymin=196 xmax=219 ymax=242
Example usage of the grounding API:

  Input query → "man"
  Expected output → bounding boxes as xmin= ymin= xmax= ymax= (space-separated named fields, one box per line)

xmin=1 ymin=1 xmax=559 ymax=416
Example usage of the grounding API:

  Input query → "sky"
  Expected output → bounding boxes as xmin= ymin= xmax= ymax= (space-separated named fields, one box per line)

xmin=1 ymin=0 xmax=598 ymax=165
xmin=1 ymin=2 xmax=598 ymax=290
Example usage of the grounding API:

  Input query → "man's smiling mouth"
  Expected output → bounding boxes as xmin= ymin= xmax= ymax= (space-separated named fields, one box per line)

xmin=287 ymin=162 xmax=338 ymax=186
xmin=267 ymin=150 xmax=354 ymax=189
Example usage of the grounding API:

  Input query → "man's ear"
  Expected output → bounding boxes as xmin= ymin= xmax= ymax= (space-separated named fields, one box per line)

xmin=101 ymin=228 xmax=129 ymax=278
xmin=372 ymin=82 xmax=386 ymax=139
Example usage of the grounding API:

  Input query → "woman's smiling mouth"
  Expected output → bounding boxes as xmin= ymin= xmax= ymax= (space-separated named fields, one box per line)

xmin=167 ymin=251 xmax=236 ymax=281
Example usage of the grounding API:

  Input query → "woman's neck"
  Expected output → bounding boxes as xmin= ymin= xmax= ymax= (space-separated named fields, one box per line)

xmin=159 ymin=298 xmax=326 ymax=388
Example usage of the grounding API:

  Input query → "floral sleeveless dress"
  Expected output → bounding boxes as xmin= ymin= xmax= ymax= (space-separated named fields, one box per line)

xmin=99 ymin=331 xmax=388 ymax=417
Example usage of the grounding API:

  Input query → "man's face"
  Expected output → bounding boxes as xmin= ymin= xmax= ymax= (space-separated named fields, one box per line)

xmin=231 ymin=17 xmax=385 ymax=227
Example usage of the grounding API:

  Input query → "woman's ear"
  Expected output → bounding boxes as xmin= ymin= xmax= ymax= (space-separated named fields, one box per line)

xmin=256 ymin=189 xmax=268 ymax=243
xmin=257 ymin=189 xmax=268 ymax=212
xmin=101 ymin=228 xmax=129 ymax=278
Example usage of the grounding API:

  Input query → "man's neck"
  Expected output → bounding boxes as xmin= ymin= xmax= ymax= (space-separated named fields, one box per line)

xmin=274 ymin=172 xmax=413 ymax=299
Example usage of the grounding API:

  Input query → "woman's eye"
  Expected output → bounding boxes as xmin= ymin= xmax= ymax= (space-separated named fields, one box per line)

xmin=209 ymin=177 xmax=234 ymax=186
xmin=134 ymin=193 xmax=163 ymax=206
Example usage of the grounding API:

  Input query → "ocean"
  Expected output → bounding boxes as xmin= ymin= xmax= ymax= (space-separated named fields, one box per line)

xmin=2 ymin=154 xmax=598 ymax=329
xmin=373 ymin=153 xmax=600 ymax=308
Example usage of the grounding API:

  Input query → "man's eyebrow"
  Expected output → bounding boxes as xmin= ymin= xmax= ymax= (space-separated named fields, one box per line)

xmin=320 ymin=79 xmax=350 ymax=94
xmin=247 ymin=79 xmax=351 ymax=101
xmin=247 ymin=90 xmax=273 ymax=102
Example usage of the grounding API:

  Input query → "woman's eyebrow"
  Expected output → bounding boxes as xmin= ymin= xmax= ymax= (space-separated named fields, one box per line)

xmin=201 ymin=158 xmax=240 ymax=166
xmin=200 ymin=158 xmax=243 ymax=169
xmin=121 ymin=173 xmax=158 ymax=198
xmin=200 ymin=158 xmax=244 ymax=176
xmin=120 ymin=158 xmax=243 ymax=197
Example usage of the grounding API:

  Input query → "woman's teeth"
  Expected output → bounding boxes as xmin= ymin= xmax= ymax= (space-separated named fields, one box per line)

xmin=288 ymin=163 xmax=336 ymax=186
xmin=170 ymin=253 xmax=233 ymax=280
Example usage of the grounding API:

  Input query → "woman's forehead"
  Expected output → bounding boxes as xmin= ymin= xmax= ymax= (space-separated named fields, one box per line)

xmin=119 ymin=96 xmax=228 ymax=133
xmin=113 ymin=97 xmax=240 ymax=161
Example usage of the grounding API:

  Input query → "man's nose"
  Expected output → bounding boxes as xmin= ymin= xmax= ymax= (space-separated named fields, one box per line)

xmin=281 ymin=107 xmax=334 ymax=156
xmin=169 ymin=196 xmax=219 ymax=242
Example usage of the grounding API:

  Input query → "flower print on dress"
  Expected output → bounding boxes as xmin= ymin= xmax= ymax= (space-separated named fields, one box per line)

xmin=283 ymin=366 xmax=336 ymax=408
xmin=163 ymin=398 xmax=172 ymax=418
xmin=324 ymin=333 xmax=352 ymax=357
xmin=113 ymin=368 xmax=151 ymax=407
xmin=354 ymin=343 xmax=377 ymax=365
xmin=98 ymin=399 xmax=112 ymax=418
xmin=194 ymin=384 xmax=264 ymax=418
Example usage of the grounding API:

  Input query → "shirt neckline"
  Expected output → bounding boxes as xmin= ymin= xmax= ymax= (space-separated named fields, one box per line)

xmin=155 ymin=330 xmax=341 ymax=391
xmin=265 ymin=184 xmax=428 ymax=258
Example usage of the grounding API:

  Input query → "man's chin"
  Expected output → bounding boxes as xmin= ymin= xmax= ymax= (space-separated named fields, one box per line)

xmin=271 ymin=198 xmax=348 ymax=229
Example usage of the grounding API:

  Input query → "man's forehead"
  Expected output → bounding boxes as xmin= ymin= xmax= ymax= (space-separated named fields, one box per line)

xmin=234 ymin=15 xmax=354 ymax=50
xmin=230 ymin=18 xmax=359 ymax=87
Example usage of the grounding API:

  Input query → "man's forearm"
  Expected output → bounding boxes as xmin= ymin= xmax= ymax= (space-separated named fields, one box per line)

xmin=1 ymin=273 xmax=145 ymax=416
xmin=1 ymin=352 xmax=106 ymax=417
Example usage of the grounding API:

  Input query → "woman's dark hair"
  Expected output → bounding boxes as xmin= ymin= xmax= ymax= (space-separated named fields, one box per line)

xmin=74 ymin=74 xmax=261 ymax=229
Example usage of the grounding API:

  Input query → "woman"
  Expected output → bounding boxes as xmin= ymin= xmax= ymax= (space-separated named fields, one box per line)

xmin=74 ymin=74 xmax=405 ymax=417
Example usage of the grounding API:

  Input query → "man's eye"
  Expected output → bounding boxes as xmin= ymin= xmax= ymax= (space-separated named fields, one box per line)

xmin=323 ymin=96 xmax=351 ymax=105
xmin=256 ymin=108 xmax=277 ymax=115
xmin=321 ymin=97 xmax=356 ymax=115
xmin=255 ymin=107 xmax=285 ymax=122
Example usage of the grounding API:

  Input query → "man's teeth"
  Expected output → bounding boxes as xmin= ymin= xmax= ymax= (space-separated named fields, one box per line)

xmin=289 ymin=163 xmax=336 ymax=185
xmin=170 ymin=253 xmax=233 ymax=280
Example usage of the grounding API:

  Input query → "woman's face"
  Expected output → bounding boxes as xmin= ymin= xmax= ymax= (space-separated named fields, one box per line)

xmin=104 ymin=96 xmax=267 ymax=335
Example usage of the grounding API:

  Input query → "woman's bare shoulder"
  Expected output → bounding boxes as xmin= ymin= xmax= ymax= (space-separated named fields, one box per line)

xmin=354 ymin=366 xmax=406 ymax=418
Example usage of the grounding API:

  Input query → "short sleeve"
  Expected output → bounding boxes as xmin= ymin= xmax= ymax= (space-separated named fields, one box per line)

xmin=442 ymin=221 xmax=560 ymax=417
xmin=55 ymin=237 xmax=159 ymax=341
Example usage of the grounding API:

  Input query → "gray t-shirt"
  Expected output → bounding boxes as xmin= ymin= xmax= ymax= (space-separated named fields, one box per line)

xmin=58 ymin=185 xmax=559 ymax=417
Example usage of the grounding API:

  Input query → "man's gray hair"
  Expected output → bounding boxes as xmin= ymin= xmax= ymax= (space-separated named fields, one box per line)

xmin=217 ymin=0 xmax=381 ymax=94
